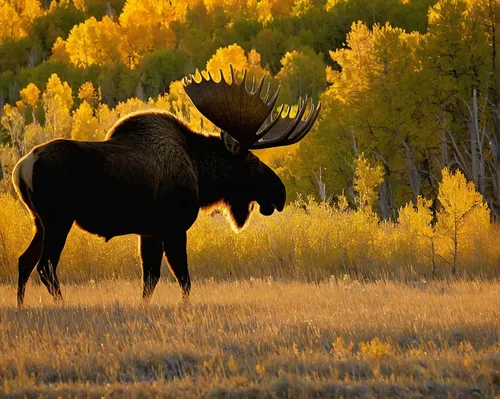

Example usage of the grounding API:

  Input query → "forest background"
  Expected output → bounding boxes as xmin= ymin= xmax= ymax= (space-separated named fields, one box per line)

xmin=0 ymin=0 xmax=499 ymax=282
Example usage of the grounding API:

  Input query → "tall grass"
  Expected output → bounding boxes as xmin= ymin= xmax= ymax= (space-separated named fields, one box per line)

xmin=1 ymin=194 xmax=498 ymax=284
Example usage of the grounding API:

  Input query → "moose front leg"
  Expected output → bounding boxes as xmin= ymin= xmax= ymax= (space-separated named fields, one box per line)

xmin=17 ymin=220 xmax=43 ymax=308
xmin=163 ymin=231 xmax=191 ymax=299
xmin=140 ymin=235 xmax=163 ymax=302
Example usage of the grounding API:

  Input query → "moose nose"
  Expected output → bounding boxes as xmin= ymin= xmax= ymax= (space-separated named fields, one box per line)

xmin=259 ymin=202 xmax=275 ymax=216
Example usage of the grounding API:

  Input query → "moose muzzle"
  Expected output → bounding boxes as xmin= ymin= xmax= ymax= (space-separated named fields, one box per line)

xmin=258 ymin=166 xmax=286 ymax=216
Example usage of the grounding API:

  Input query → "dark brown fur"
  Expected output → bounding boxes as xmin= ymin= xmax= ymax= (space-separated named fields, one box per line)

xmin=12 ymin=111 xmax=286 ymax=306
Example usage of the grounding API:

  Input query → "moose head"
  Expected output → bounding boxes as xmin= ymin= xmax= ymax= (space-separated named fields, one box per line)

xmin=182 ymin=65 xmax=321 ymax=228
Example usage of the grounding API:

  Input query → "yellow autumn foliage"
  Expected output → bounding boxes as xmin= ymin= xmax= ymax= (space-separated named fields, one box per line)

xmin=396 ymin=196 xmax=436 ymax=270
xmin=42 ymin=73 xmax=74 ymax=139
xmin=71 ymin=101 xmax=100 ymax=141
xmin=19 ymin=83 xmax=41 ymax=108
xmin=0 ymin=167 xmax=497 ymax=283
xmin=359 ymin=338 xmax=393 ymax=358
xmin=65 ymin=16 xmax=121 ymax=67
xmin=205 ymin=44 xmax=267 ymax=83
xmin=437 ymin=168 xmax=491 ymax=273
xmin=77 ymin=82 xmax=99 ymax=106
xmin=0 ymin=1 xmax=27 ymax=42
xmin=353 ymin=153 xmax=384 ymax=211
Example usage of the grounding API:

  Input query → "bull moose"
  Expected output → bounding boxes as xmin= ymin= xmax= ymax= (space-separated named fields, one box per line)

xmin=12 ymin=66 xmax=321 ymax=307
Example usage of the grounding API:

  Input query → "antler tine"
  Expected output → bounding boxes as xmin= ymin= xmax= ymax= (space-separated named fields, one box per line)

xmin=195 ymin=68 xmax=201 ymax=81
xmin=255 ymin=104 xmax=286 ymax=139
xmin=286 ymin=100 xmax=322 ymax=144
xmin=182 ymin=74 xmax=193 ymax=86
xmin=262 ymin=96 xmax=308 ymax=144
xmin=296 ymin=96 xmax=304 ymax=111
xmin=262 ymin=82 xmax=271 ymax=102
xmin=254 ymin=74 xmax=267 ymax=97
xmin=229 ymin=64 xmax=236 ymax=84
xmin=240 ymin=69 xmax=247 ymax=87
xmin=267 ymin=85 xmax=281 ymax=108
xmin=284 ymin=104 xmax=291 ymax=118
xmin=289 ymin=98 xmax=314 ymax=138
xmin=251 ymin=98 xmax=321 ymax=149
xmin=250 ymin=75 xmax=256 ymax=92
xmin=219 ymin=68 xmax=231 ymax=84
xmin=286 ymin=100 xmax=321 ymax=144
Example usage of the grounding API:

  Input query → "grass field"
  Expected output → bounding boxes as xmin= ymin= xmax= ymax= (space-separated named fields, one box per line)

xmin=0 ymin=279 xmax=498 ymax=398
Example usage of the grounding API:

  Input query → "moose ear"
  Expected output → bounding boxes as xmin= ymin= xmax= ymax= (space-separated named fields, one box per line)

xmin=221 ymin=130 xmax=241 ymax=155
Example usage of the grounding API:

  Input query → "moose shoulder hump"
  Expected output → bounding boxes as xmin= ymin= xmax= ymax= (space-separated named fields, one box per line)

xmin=105 ymin=110 xmax=192 ymax=142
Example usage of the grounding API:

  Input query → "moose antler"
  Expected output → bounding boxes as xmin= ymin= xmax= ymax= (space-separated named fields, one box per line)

xmin=183 ymin=65 xmax=321 ymax=152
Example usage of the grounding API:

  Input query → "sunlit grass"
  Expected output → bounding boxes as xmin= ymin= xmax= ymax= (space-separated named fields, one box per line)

xmin=0 ymin=280 xmax=498 ymax=397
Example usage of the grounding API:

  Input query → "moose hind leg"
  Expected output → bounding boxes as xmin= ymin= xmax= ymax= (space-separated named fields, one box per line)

xmin=17 ymin=219 xmax=43 ymax=307
xmin=163 ymin=231 xmax=191 ymax=299
xmin=140 ymin=235 xmax=163 ymax=302
xmin=36 ymin=220 xmax=72 ymax=302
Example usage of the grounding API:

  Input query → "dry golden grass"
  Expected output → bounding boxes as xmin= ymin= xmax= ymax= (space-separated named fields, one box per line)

xmin=0 ymin=280 xmax=498 ymax=398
